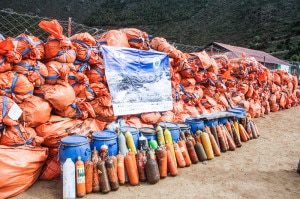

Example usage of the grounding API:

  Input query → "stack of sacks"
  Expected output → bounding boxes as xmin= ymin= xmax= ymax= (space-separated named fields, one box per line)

xmin=0 ymin=19 xmax=299 ymax=183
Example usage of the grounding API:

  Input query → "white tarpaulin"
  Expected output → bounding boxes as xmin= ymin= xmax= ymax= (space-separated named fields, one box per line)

xmin=101 ymin=46 xmax=173 ymax=116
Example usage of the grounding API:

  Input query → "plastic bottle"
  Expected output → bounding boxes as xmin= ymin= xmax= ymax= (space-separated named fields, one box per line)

xmin=125 ymin=130 xmax=137 ymax=154
xmin=63 ymin=158 xmax=76 ymax=199
xmin=75 ymin=156 xmax=86 ymax=198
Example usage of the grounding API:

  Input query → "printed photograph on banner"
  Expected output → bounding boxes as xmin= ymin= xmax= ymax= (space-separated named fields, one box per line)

xmin=101 ymin=46 xmax=173 ymax=116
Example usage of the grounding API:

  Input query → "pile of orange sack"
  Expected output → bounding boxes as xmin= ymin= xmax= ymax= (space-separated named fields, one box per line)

xmin=0 ymin=19 xmax=299 ymax=198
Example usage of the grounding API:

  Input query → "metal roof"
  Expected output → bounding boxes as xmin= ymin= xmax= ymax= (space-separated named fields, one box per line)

xmin=205 ymin=42 xmax=291 ymax=66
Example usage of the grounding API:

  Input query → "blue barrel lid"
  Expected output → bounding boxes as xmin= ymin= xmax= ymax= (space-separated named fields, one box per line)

xmin=92 ymin=130 xmax=117 ymax=139
xmin=120 ymin=126 xmax=139 ymax=133
xmin=158 ymin=122 xmax=179 ymax=129
xmin=178 ymin=123 xmax=191 ymax=129
xmin=139 ymin=127 xmax=156 ymax=134
xmin=61 ymin=135 xmax=89 ymax=145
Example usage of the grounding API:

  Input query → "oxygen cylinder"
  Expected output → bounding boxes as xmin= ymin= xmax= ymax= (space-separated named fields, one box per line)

xmin=208 ymin=132 xmax=221 ymax=156
xmin=200 ymin=131 xmax=214 ymax=160
xmin=156 ymin=125 xmax=165 ymax=145
xmin=165 ymin=141 xmax=176 ymax=167
xmin=91 ymin=147 xmax=100 ymax=192
xmin=163 ymin=126 xmax=173 ymax=148
xmin=173 ymin=142 xmax=186 ymax=168
xmin=177 ymin=140 xmax=192 ymax=167
xmin=209 ymin=125 xmax=220 ymax=149
xmin=63 ymin=158 xmax=76 ymax=199
xmin=229 ymin=121 xmax=242 ymax=147
xmin=138 ymin=133 xmax=148 ymax=150
xmin=136 ymin=150 xmax=147 ymax=182
xmin=125 ymin=130 xmax=137 ymax=154
xmin=222 ymin=124 xmax=237 ymax=151
xmin=116 ymin=152 xmax=126 ymax=185
xmin=84 ymin=160 xmax=93 ymax=194
xmin=216 ymin=125 xmax=227 ymax=152
xmin=145 ymin=149 xmax=160 ymax=184
xmin=155 ymin=145 xmax=168 ymax=179
xmin=117 ymin=130 xmax=129 ymax=156
xmin=97 ymin=159 xmax=111 ymax=194
xmin=233 ymin=118 xmax=241 ymax=140
xmin=166 ymin=145 xmax=178 ymax=176
xmin=75 ymin=156 xmax=86 ymax=198
xmin=238 ymin=123 xmax=249 ymax=142
xmin=186 ymin=139 xmax=199 ymax=164
xmin=105 ymin=157 xmax=119 ymax=191
xmin=149 ymin=138 xmax=158 ymax=150
xmin=128 ymin=149 xmax=138 ymax=178
xmin=124 ymin=152 xmax=139 ymax=186
xmin=194 ymin=141 xmax=207 ymax=162
xmin=250 ymin=120 xmax=258 ymax=139
xmin=99 ymin=145 xmax=109 ymax=160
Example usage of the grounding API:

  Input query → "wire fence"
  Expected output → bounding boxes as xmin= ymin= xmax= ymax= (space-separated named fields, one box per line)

xmin=0 ymin=9 xmax=202 ymax=53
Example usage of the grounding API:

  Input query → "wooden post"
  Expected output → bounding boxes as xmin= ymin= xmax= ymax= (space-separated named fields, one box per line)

xmin=68 ymin=17 xmax=72 ymax=37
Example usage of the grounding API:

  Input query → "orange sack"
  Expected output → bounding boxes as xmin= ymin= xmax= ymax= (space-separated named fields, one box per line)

xmin=39 ymin=20 xmax=76 ymax=63
xmin=0 ymin=96 xmax=19 ymax=127
xmin=0 ymin=124 xmax=44 ymax=146
xmin=13 ymin=59 xmax=48 ymax=87
xmin=0 ymin=145 xmax=48 ymax=199
xmin=39 ymin=81 xmax=76 ymax=111
xmin=18 ymin=95 xmax=52 ymax=127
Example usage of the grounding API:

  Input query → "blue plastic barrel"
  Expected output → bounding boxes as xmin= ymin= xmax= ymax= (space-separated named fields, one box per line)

xmin=185 ymin=118 xmax=205 ymax=133
xmin=91 ymin=130 xmax=118 ymax=156
xmin=205 ymin=119 xmax=219 ymax=127
xmin=178 ymin=123 xmax=191 ymax=133
xmin=120 ymin=126 xmax=139 ymax=149
xmin=59 ymin=135 xmax=91 ymax=176
xmin=218 ymin=117 xmax=228 ymax=125
xmin=158 ymin=122 xmax=180 ymax=142
xmin=139 ymin=127 xmax=157 ymax=142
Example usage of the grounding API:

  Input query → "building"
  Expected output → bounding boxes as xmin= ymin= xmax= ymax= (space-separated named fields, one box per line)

xmin=203 ymin=42 xmax=297 ymax=75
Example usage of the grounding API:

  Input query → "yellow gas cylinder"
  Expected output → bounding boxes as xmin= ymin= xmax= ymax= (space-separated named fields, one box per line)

xmin=125 ymin=130 xmax=137 ymax=154
xmin=200 ymin=131 xmax=214 ymax=160
xmin=156 ymin=125 xmax=165 ymax=146
xmin=163 ymin=126 xmax=173 ymax=147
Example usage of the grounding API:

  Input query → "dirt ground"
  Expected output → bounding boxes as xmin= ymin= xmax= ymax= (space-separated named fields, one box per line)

xmin=12 ymin=106 xmax=300 ymax=199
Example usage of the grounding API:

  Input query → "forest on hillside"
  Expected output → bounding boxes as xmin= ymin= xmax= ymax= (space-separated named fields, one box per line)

xmin=1 ymin=0 xmax=299 ymax=61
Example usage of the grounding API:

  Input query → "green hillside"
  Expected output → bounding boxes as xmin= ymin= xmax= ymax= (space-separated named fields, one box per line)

xmin=1 ymin=0 xmax=299 ymax=61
